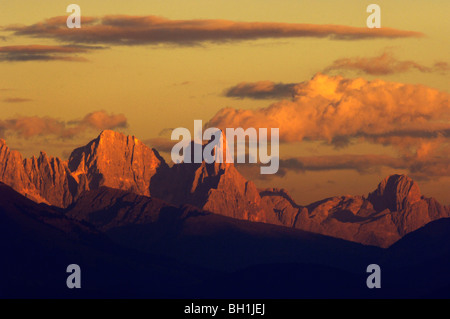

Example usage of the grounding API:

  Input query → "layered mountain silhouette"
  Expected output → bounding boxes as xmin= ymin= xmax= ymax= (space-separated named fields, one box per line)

xmin=0 ymin=182 xmax=217 ymax=298
xmin=0 ymin=131 xmax=448 ymax=248
xmin=2 ymin=180 xmax=450 ymax=298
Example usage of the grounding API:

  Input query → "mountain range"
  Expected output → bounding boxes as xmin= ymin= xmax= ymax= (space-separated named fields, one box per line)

xmin=1 ymin=130 xmax=450 ymax=298
xmin=1 ymin=130 xmax=448 ymax=248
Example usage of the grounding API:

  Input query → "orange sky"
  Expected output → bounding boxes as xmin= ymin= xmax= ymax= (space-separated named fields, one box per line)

xmin=0 ymin=0 xmax=449 ymax=205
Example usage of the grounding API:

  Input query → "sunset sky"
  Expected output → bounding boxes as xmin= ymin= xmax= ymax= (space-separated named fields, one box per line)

xmin=0 ymin=0 xmax=449 ymax=205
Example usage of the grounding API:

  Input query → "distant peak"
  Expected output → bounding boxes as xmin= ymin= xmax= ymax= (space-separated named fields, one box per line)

xmin=379 ymin=174 xmax=419 ymax=193
xmin=369 ymin=174 xmax=421 ymax=212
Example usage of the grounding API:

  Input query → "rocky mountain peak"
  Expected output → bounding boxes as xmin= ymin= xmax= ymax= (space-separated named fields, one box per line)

xmin=368 ymin=174 xmax=422 ymax=212
xmin=68 ymin=130 xmax=169 ymax=197
xmin=0 ymin=139 xmax=33 ymax=194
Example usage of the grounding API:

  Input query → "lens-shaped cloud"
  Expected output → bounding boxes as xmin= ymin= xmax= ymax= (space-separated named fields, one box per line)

xmin=4 ymin=15 xmax=424 ymax=46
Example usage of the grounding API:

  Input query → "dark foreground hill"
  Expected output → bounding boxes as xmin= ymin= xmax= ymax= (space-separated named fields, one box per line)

xmin=2 ymin=182 xmax=449 ymax=298
xmin=0 ymin=182 xmax=214 ymax=298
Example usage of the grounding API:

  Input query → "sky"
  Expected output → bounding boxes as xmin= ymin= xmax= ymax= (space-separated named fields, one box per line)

xmin=0 ymin=0 xmax=449 ymax=205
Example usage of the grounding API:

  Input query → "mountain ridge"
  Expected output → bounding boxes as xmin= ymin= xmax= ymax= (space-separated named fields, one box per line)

xmin=0 ymin=130 xmax=448 ymax=247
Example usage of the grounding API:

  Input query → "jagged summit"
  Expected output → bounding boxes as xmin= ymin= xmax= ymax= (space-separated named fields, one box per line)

xmin=152 ymin=133 xmax=273 ymax=223
xmin=260 ymin=173 xmax=449 ymax=247
xmin=368 ymin=174 xmax=421 ymax=212
xmin=68 ymin=130 xmax=168 ymax=197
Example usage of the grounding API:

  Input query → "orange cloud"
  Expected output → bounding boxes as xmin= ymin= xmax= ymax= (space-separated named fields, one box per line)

xmin=208 ymin=74 xmax=450 ymax=177
xmin=0 ymin=110 xmax=127 ymax=139
xmin=73 ymin=111 xmax=128 ymax=130
xmin=208 ymin=73 xmax=450 ymax=144
xmin=4 ymin=15 xmax=424 ymax=46
xmin=323 ymin=52 xmax=449 ymax=75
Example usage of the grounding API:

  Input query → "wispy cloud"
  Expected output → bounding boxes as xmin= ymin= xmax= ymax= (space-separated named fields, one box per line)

xmin=2 ymin=97 xmax=32 ymax=103
xmin=144 ymin=137 xmax=177 ymax=153
xmin=276 ymin=143 xmax=450 ymax=181
xmin=323 ymin=52 xmax=449 ymax=75
xmin=278 ymin=154 xmax=406 ymax=175
xmin=0 ymin=110 xmax=127 ymax=139
xmin=4 ymin=15 xmax=424 ymax=47
xmin=0 ymin=44 xmax=101 ymax=62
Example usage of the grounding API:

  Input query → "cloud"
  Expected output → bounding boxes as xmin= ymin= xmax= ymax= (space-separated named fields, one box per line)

xmin=0 ymin=44 xmax=100 ymax=62
xmin=208 ymin=73 xmax=450 ymax=177
xmin=224 ymin=56 xmax=449 ymax=100
xmin=144 ymin=137 xmax=177 ymax=153
xmin=208 ymin=73 xmax=450 ymax=144
xmin=225 ymin=81 xmax=297 ymax=99
xmin=276 ymin=142 xmax=450 ymax=180
xmin=0 ymin=110 xmax=127 ymax=139
xmin=158 ymin=127 xmax=176 ymax=137
xmin=239 ymin=149 xmax=449 ymax=181
xmin=278 ymin=154 xmax=406 ymax=176
xmin=433 ymin=61 xmax=450 ymax=74
xmin=71 ymin=110 xmax=128 ymax=130
xmin=2 ymin=97 xmax=32 ymax=103
xmin=323 ymin=52 xmax=449 ymax=75
xmin=4 ymin=15 xmax=424 ymax=46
